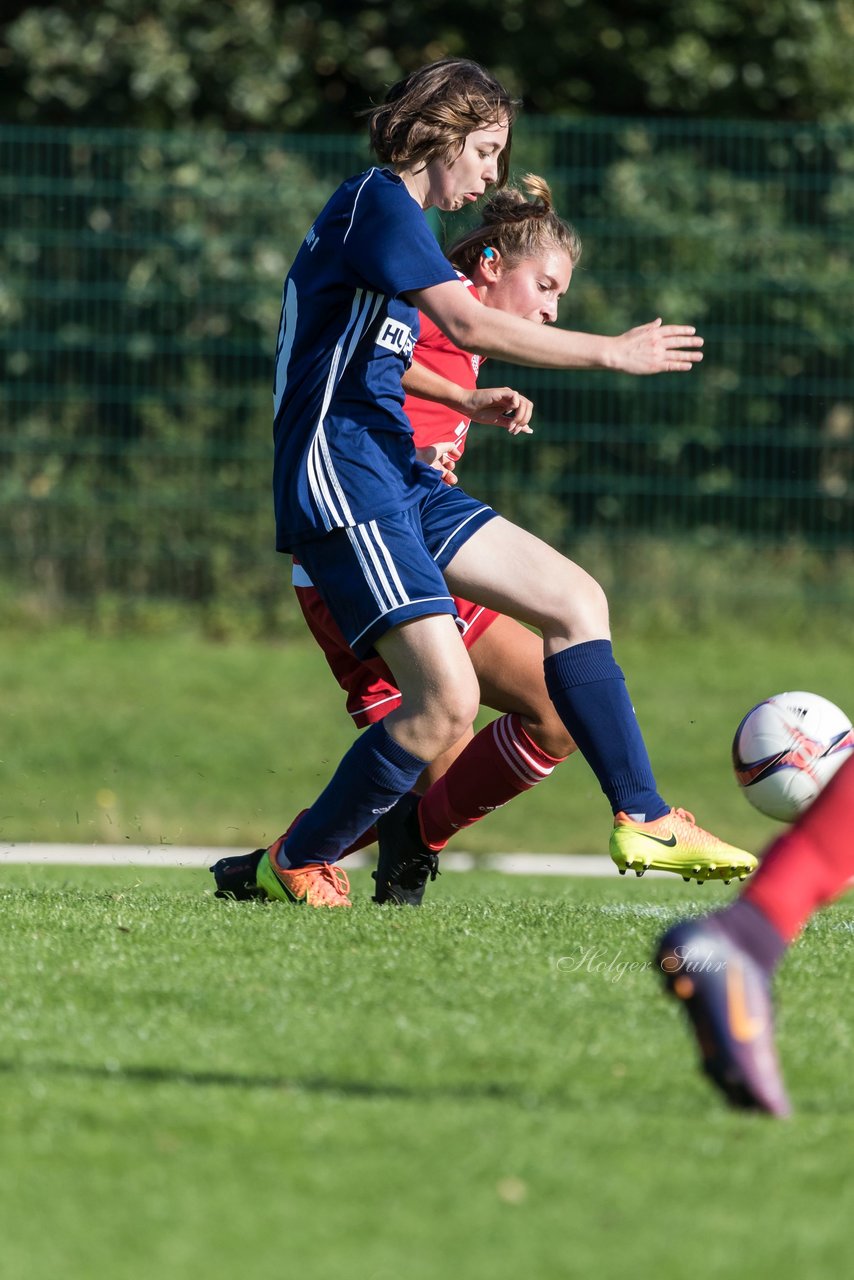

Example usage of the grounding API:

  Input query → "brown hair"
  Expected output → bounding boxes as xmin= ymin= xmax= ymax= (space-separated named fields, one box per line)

xmin=368 ymin=58 xmax=519 ymax=188
xmin=448 ymin=173 xmax=582 ymax=275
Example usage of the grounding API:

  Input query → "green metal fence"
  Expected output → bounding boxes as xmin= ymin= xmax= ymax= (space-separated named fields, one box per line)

xmin=1 ymin=119 xmax=852 ymax=625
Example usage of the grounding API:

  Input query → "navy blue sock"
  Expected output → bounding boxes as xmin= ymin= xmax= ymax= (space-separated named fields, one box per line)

xmin=544 ymin=640 xmax=668 ymax=820
xmin=280 ymin=721 xmax=427 ymax=867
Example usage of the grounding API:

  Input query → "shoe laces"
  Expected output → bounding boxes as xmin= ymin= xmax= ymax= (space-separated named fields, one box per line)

xmin=668 ymin=807 xmax=740 ymax=854
xmin=317 ymin=862 xmax=350 ymax=898
xmin=422 ymin=851 xmax=440 ymax=882
xmin=399 ymin=849 xmax=439 ymax=889
xmin=291 ymin=860 xmax=351 ymax=903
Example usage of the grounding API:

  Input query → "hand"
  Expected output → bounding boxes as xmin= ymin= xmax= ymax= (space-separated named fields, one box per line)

xmin=416 ymin=441 xmax=462 ymax=485
xmin=612 ymin=318 xmax=704 ymax=374
xmin=463 ymin=386 xmax=534 ymax=434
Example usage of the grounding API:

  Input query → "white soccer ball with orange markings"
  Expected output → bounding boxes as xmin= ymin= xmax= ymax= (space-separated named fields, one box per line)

xmin=732 ymin=691 xmax=854 ymax=822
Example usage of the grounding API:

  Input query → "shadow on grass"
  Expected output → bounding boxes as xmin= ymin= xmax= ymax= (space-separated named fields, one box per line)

xmin=2 ymin=1056 xmax=837 ymax=1116
xmin=0 ymin=1055 xmax=536 ymax=1106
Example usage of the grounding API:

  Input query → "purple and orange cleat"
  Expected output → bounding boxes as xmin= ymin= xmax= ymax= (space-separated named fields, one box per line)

xmin=654 ymin=918 xmax=791 ymax=1117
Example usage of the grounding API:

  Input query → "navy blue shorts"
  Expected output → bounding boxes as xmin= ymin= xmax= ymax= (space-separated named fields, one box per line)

xmin=294 ymin=482 xmax=497 ymax=658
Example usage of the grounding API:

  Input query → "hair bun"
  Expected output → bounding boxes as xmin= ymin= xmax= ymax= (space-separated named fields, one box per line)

xmin=481 ymin=173 xmax=553 ymax=225
xmin=446 ymin=172 xmax=581 ymax=274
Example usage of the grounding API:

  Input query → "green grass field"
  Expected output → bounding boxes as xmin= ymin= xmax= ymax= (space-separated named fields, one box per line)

xmin=2 ymin=621 xmax=851 ymax=853
xmin=3 ymin=620 xmax=852 ymax=1275
xmin=2 ymin=863 xmax=851 ymax=1280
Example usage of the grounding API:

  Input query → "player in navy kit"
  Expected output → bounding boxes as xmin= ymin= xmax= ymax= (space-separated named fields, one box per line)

xmin=249 ymin=57 xmax=755 ymax=908
xmin=212 ymin=176 xmax=576 ymax=903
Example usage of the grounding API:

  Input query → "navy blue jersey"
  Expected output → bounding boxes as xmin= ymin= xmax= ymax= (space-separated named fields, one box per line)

xmin=272 ymin=167 xmax=460 ymax=550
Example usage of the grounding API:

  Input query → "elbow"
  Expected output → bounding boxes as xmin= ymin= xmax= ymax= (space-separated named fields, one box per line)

xmin=442 ymin=312 xmax=483 ymax=352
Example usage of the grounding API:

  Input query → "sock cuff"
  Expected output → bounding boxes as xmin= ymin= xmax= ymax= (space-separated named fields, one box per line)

xmin=417 ymin=800 xmax=449 ymax=853
xmin=366 ymin=722 xmax=429 ymax=787
xmin=544 ymin=640 xmax=623 ymax=694
xmin=609 ymin=767 xmax=665 ymax=814
xmin=714 ymin=898 xmax=788 ymax=973
xmin=505 ymin=713 xmax=568 ymax=769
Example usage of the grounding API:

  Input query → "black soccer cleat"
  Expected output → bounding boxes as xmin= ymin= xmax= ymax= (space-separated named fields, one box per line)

xmin=373 ymin=793 xmax=440 ymax=906
xmin=210 ymin=848 xmax=266 ymax=900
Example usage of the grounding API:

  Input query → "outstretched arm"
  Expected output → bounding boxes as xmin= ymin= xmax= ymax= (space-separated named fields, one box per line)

xmin=408 ymin=280 xmax=704 ymax=375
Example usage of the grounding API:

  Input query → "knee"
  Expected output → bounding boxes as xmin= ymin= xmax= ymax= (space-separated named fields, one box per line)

xmin=549 ymin=569 xmax=610 ymax=644
xmin=572 ymin=571 xmax=609 ymax=632
xmin=435 ymin=666 xmax=481 ymax=747
xmin=389 ymin=663 xmax=480 ymax=762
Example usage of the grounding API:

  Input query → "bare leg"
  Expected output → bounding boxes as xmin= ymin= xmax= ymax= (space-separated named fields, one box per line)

xmin=410 ymin=612 xmax=575 ymax=793
xmin=443 ymin=516 xmax=610 ymax=650
xmin=469 ymin=613 xmax=575 ymax=758
xmin=279 ymin=612 xmax=480 ymax=869
xmin=441 ymin=516 xmax=666 ymax=819
xmin=377 ymin=613 xmax=480 ymax=760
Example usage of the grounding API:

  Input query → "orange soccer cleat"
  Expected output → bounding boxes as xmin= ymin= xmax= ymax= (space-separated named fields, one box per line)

xmin=256 ymin=848 xmax=352 ymax=908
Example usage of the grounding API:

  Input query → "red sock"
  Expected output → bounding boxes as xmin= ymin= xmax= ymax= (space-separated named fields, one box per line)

xmin=418 ymin=713 xmax=568 ymax=851
xmin=744 ymin=754 xmax=854 ymax=943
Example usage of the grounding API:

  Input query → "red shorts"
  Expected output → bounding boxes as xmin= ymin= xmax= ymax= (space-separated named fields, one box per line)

xmin=295 ymin=584 xmax=499 ymax=728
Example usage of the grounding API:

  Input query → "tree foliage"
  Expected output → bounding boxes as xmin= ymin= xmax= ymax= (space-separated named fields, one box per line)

xmin=2 ymin=4 xmax=852 ymax=620
xmin=2 ymin=0 xmax=853 ymax=132
xmin=2 ymin=115 xmax=851 ymax=619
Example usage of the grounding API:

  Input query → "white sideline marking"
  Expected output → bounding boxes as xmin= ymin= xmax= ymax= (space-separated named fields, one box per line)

xmin=0 ymin=843 xmax=616 ymax=877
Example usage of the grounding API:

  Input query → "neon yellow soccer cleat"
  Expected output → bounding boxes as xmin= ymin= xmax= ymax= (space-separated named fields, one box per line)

xmin=609 ymin=808 xmax=758 ymax=885
xmin=256 ymin=849 xmax=352 ymax=907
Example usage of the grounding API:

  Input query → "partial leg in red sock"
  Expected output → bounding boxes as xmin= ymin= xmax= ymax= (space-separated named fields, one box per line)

xmin=744 ymin=754 xmax=854 ymax=943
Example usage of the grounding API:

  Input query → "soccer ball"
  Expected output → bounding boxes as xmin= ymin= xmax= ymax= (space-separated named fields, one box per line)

xmin=732 ymin=691 xmax=854 ymax=822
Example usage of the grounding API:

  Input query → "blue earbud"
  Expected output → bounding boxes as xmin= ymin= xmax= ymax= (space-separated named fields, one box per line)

xmin=482 ymin=247 xmax=496 ymax=260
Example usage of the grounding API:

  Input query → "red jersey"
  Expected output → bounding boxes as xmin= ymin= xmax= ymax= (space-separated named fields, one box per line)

xmin=403 ymin=273 xmax=483 ymax=455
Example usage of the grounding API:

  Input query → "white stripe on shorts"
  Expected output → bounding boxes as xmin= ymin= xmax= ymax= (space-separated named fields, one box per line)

xmin=349 ymin=596 xmax=455 ymax=653
xmin=456 ymin=605 xmax=485 ymax=637
xmin=432 ymin=505 xmax=491 ymax=564
xmin=366 ymin=519 xmax=409 ymax=602
xmin=346 ymin=522 xmax=409 ymax=612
